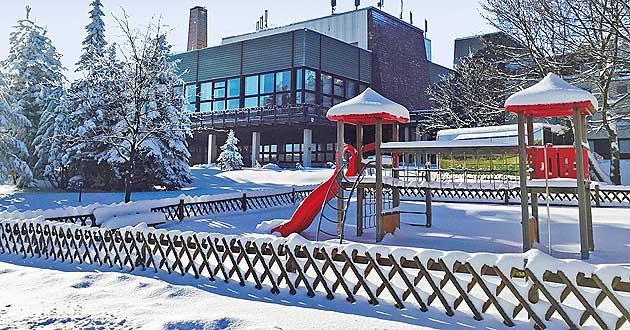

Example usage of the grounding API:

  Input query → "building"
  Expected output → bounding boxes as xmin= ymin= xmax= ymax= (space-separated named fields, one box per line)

xmin=454 ymin=31 xmax=630 ymax=161
xmin=172 ymin=6 xmax=433 ymax=167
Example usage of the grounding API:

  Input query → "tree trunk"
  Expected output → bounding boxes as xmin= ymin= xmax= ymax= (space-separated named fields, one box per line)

xmin=124 ymin=178 xmax=132 ymax=203
xmin=608 ymin=133 xmax=621 ymax=185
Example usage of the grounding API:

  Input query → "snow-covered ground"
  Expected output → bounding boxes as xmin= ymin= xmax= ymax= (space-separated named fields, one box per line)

xmin=0 ymin=166 xmax=333 ymax=213
xmin=0 ymin=255 xmax=511 ymax=330
xmin=1 ymin=165 xmax=630 ymax=329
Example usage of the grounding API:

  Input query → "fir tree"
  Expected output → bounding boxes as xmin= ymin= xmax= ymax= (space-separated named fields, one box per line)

xmin=0 ymin=71 xmax=32 ymax=187
xmin=77 ymin=0 xmax=107 ymax=72
xmin=218 ymin=130 xmax=243 ymax=171
xmin=2 ymin=8 xmax=66 ymax=161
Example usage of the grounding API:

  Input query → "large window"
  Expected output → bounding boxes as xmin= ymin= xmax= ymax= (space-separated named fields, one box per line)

xmin=184 ymin=84 xmax=197 ymax=111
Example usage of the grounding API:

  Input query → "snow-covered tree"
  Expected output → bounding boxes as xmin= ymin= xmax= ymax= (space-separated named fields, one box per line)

xmin=425 ymin=55 xmax=508 ymax=133
xmin=0 ymin=72 xmax=32 ymax=187
xmin=32 ymin=86 xmax=71 ymax=185
xmin=218 ymin=130 xmax=243 ymax=171
xmin=2 ymin=9 xmax=65 ymax=160
xmin=482 ymin=0 xmax=630 ymax=184
xmin=76 ymin=0 xmax=107 ymax=72
xmin=64 ymin=18 xmax=191 ymax=202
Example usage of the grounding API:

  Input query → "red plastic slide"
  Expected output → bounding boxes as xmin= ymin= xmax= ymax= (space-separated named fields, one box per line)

xmin=271 ymin=145 xmax=358 ymax=237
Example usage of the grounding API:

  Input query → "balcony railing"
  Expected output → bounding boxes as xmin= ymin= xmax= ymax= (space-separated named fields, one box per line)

xmin=189 ymin=103 xmax=331 ymax=129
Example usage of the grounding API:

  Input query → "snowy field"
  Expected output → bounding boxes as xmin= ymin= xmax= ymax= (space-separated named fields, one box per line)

xmin=1 ymin=165 xmax=630 ymax=329
xmin=0 ymin=166 xmax=333 ymax=213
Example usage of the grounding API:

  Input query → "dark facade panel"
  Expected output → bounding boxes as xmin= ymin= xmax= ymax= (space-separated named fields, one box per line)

xmin=359 ymin=49 xmax=371 ymax=83
xmin=197 ymin=42 xmax=242 ymax=81
xmin=303 ymin=30 xmax=321 ymax=69
xmin=292 ymin=29 xmax=306 ymax=67
xmin=321 ymin=35 xmax=360 ymax=80
xmin=171 ymin=51 xmax=198 ymax=82
xmin=368 ymin=9 xmax=431 ymax=110
xmin=242 ymin=33 xmax=293 ymax=75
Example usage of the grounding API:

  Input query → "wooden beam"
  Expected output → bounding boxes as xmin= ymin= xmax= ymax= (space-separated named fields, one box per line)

xmin=375 ymin=118 xmax=384 ymax=242
xmin=392 ymin=122 xmax=400 ymax=212
xmin=527 ymin=115 xmax=539 ymax=242
xmin=336 ymin=120 xmax=345 ymax=238
xmin=356 ymin=123 xmax=364 ymax=237
xmin=573 ymin=109 xmax=589 ymax=259
xmin=517 ymin=112 xmax=531 ymax=251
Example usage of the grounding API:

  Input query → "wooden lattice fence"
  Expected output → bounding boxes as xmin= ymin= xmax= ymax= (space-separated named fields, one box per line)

xmin=1 ymin=218 xmax=628 ymax=329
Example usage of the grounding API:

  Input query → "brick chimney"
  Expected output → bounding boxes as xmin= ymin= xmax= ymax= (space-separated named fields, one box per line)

xmin=187 ymin=6 xmax=208 ymax=51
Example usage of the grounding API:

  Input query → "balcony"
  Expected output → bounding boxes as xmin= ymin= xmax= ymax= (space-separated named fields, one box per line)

xmin=189 ymin=103 xmax=332 ymax=130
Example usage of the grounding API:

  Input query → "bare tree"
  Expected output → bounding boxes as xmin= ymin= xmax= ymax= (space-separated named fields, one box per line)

xmin=425 ymin=54 xmax=509 ymax=133
xmin=482 ymin=0 xmax=630 ymax=184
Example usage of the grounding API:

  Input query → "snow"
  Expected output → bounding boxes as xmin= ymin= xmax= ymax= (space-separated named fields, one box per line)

xmin=0 ymin=256 xmax=491 ymax=330
xmin=326 ymin=87 xmax=409 ymax=121
xmin=381 ymin=140 xmax=518 ymax=151
xmin=437 ymin=123 xmax=565 ymax=139
xmin=505 ymin=73 xmax=598 ymax=109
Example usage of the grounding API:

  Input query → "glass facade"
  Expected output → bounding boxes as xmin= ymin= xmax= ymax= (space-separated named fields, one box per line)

xmin=185 ymin=67 xmax=367 ymax=113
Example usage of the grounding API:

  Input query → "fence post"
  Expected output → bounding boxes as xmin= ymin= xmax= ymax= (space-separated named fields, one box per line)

xmin=594 ymin=184 xmax=601 ymax=207
xmin=177 ymin=199 xmax=185 ymax=221
xmin=292 ymin=188 xmax=296 ymax=204
xmin=504 ymin=189 xmax=510 ymax=205
xmin=242 ymin=193 xmax=248 ymax=212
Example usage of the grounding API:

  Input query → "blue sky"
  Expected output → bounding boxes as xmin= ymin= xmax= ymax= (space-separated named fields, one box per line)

xmin=0 ymin=0 xmax=495 ymax=79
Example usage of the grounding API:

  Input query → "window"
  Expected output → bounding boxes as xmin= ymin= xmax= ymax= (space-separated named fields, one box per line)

xmin=227 ymin=78 xmax=240 ymax=98
xmin=199 ymin=102 xmax=211 ymax=112
xmin=199 ymin=82 xmax=212 ymax=101
xmin=212 ymin=100 xmax=225 ymax=111
xmin=275 ymin=71 xmax=291 ymax=93
xmin=334 ymin=78 xmax=345 ymax=97
xmin=227 ymin=98 xmax=240 ymax=110
xmin=213 ymin=81 xmax=226 ymax=99
xmin=305 ymin=69 xmax=316 ymax=91
xmin=260 ymin=73 xmax=274 ymax=94
xmin=296 ymin=69 xmax=303 ymax=90
xmin=321 ymin=74 xmax=332 ymax=95
xmin=617 ymin=84 xmax=628 ymax=96
xmin=260 ymin=94 xmax=274 ymax=107
xmin=245 ymin=96 xmax=258 ymax=108
xmin=620 ymin=139 xmax=630 ymax=154
xmin=245 ymin=75 xmax=259 ymax=96
xmin=185 ymin=84 xmax=197 ymax=111
xmin=346 ymin=80 xmax=358 ymax=98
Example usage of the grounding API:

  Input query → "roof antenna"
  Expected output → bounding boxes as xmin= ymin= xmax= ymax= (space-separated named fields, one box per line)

xmin=377 ymin=0 xmax=384 ymax=10
xmin=355 ymin=0 xmax=360 ymax=10
xmin=399 ymin=0 xmax=403 ymax=19
xmin=409 ymin=11 xmax=413 ymax=25
xmin=25 ymin=5 xmax=31 ymax=20
xmin=424 ymin=19 xmax=428 ymax=34
xmin=264 ymin=9 xmax=268 ymax=28
xmin=331 ymin=0 xmax=337 ymax=14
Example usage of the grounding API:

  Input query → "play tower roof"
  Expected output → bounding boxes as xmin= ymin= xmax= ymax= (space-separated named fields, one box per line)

xmin=326 ymin=88 xmax=410 ymax=125
xmin=505 ymin=73 xmax=598 ymax=118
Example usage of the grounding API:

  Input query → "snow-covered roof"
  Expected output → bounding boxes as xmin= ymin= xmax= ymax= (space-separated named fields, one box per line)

xmin=380 ymin=140 xmax=518 ymax=154
xmin=326 ymin=88 xmax=410 ymax=125
xmin=436 ymin=123 xmax=564 ymax=139
xmin=505 ymin=73 xmax=598 ymax=117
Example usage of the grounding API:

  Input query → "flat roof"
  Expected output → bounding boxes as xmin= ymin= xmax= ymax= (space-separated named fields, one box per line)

xmin=380 ymin=140 xmax=519 ymax=154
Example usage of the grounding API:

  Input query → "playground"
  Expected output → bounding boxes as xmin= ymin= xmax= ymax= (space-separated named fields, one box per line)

xmin=2 ymin=74 xmax=630 ymax=329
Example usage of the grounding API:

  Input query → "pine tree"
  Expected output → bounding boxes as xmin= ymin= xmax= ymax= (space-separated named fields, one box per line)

xmin=218 ymin=130 xmax=244 ymax=171
xmin=0 ymin=71 xmax=32 ymax=187
xmin=32 ymin=86 xmax=71 ymax=185
xmin=2 ymin=9 xmax=66 ymax=162
xmin=77 ymin=0 xmax=106 ymax=72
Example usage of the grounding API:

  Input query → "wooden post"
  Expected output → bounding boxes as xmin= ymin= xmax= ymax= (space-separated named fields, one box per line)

xmin=573 ymin=108 xmax=589 ymax=259
xmin=356 ymin=123 xmax=364 ymax=237
xmin=517 ymin=112 xmax=531 ymax=251
xmin=375 ymin=118 xmax=384 ymax=242
xmin=242 ymin=193 xmax=248 ymax=212
xmin=594 ymin=183 xmax=601 ymax=207
xmin=425 ymin=155 xmax=432 ymax=228
xmin=527 ymin=115 xmax=539 ymax=242
xmin=336 ymin=120 xmax=345 ymax=238
xmin=582 ymin=113 xmax=595 ymax=251
xmin=177 ymin=199 xmax=185 ymax=221
xmin=392 ymin=122 xmax=400 ymax=211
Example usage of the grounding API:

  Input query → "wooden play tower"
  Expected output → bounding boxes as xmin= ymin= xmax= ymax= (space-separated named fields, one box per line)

xmin=505 ymin=73 xmax=598 ymax=259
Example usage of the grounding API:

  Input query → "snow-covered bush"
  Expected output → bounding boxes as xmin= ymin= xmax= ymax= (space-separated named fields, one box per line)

xmin=217 ymin=130 xmax=243 ymax=171
xmin=295 ymin=162 xmax=304 ymax=170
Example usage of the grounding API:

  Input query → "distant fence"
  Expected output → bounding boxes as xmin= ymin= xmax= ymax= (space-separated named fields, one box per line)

xmin=150 ymin=188 xmax=312 ymax=221
xmin=1 ymin=218 xmax=628 ymax=329
xmin=399 ymin=185 xmax=630 ymax=207
xmin=36 ymin=187 xmax=314 ymax=228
